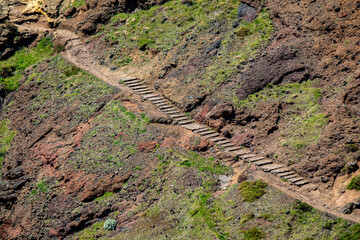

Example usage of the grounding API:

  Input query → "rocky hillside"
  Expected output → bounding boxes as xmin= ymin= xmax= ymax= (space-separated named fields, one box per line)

xmin=1 ymin=0 xmax=360 ymax=239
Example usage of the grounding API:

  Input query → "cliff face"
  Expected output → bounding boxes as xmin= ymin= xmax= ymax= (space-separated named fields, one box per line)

xmin=1 ymin=0 xmax=360 ymax=239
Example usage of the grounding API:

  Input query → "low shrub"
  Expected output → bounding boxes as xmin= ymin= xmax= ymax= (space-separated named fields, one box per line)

xmin=347 ymin=175 xmax=360 ymax=191
xmin=239 ymin=180 xmax=268 ymax=202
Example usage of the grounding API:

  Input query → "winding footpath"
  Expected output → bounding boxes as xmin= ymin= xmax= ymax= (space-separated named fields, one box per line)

xmin=15 ymin=23 xmax=360 ymax=223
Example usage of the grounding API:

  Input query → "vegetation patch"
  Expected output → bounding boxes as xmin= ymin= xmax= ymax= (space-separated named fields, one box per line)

xmin=179 ymin=150 xmax=230 ymax=175
xmin=241 ymin=227 xmax=265 ymax=240
xmin=239 ymin=180 xmax=268 ymax=202
xmin=0 ymin=37 xmax=53 ymax=91
xmin=347 ymin=175 xmax=360 ymax=191
xmin=0 ymin=119 xmax=16 ymax=168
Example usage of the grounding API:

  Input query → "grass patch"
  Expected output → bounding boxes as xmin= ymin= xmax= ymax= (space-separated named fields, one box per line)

xmin=95 ymin=192 xmax=114 ymax=202
xmin=179 ymin=150 xmax=230 ymax=175
xmin=242 ymin=227 xmax=265 ymax=240
xmin=37 ymin=180 xmax=49 ymax=193
xmin=0 ymin=37 xmax=53 ymax=91
xmin=239 ymin=180 xmax=268 ymax=202
xmin=75 ymin=221 xmax=107 ymax=240
xmin=347 ymin=175 xmax=360 ymax=191
xmin=285 ymin=113 xmax=328 ymax=149
xmin=0 ymin=119 xmax=16 ymax=168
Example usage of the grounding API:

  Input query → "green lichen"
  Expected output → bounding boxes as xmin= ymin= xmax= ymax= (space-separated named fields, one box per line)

xmin=0 ymin=119 xmax=16 ymax=168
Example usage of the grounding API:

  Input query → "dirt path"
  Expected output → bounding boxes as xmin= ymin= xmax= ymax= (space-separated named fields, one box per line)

xmin=15 ymin=23 xmax=360 ymax=223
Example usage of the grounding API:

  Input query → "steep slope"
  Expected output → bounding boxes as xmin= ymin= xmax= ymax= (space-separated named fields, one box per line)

xmin=1 ymin=0 xmax=360 ymax=239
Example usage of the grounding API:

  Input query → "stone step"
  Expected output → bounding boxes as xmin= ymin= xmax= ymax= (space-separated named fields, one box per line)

xmin=248 ymin=157 xmax=266 ymax=163
xmin=179 ymin=120 xmax=195 ymax=125
xmin=233 ymin=149 xmax=252 ymax=156
xmin=225 ymin=146 xmax=243 ymax=152
xmin=283 ymin=174 xmax=298 ymax=180
xmin=254 ymin=160 xmax=273 ymax=166
xmin=241 ymin=154 xmax=257 ymax=159
xmin=218 ymin=143 xmax=234 ymax=148
xmin=260 ymin=164 xmax=282 ymax=172
xmin=208 ymin=137 xmax=226 ymax=143
xmin=170 ymin=113 xmax=187 ymax=118
xmin=288 ymin=177 xmax=304 ymax=183
xmin=294 ymin=180 xmax=310 ymax=186
xmin=278 ymin=172 xmax=295 ymax=178
xmin=271 ymin=168 xmax=291 ymax=174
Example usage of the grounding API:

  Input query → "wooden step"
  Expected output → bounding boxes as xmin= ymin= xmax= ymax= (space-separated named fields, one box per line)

xmin=225 ymin=146 xmax=243 ymax=152
xmin=254 ymin=160 xmax=273 ymax=166
xmin=218 ymin=143 xmax=234 ymax=148
xmin=144 ymin=94 xmax=160 ymax=99
xmin=260 ymin=164 xmax=282 ymax=172
xmin=208 ymin=137 xmax=226 ymax=143
xmin=283 ymin=174 xmax=298 ymax=180
xmin=198 ymin=130 xmax=217 ymax=136
xmin=170 ymin=113 xmax=187 ymax=118
xmin=294 ymin=180 xmax=310 ymax=186
xmin=271 ymin=168 xmax=290 ymax=174
xmin=152 ymin=99 xmax=167 ymax=104
xmin=179 ymin=120 xmax=195 ymax=125
xmin=126 ymin=82 xmax=142 ymax=87
xmin=216 ymin=140 xmax=231 ymax=145
xmin=162 ymin=107 xmax=178 ymax=112
xmin=119 ymin=78 xmax=138 ymax=84
xmin=204 ymin=133 xmax=220 ymax=139
xmin=155 ymin=102 xmax=169 ymax=107
xmin=278 ymin=172 xmax=295 ymax=178
xmin=132 ymin=85 xmax=148 ymax=90
xmin=241 ymin=154 xmax=256 ymax=159
xmin=159 ymin=105 xmax=174 ymax=110
xmin=194 ymin=128 xmax=212 ymax=134
xmin=175 ymin=117 xmax=189 ymax=121
xmin=233 ymin=149 xmax=252 ymax=156
xmin=248 ymin=157 xmax=265 ymax=163
xmin=164 ymin=110 xmax=180 ymax=114
xmin=138 ymin=91 xmax=154 ymax=95
xmin=288 ymin=177 xmax=304 ymax=183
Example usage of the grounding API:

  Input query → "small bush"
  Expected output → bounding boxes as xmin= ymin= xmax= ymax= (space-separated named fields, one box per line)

xmin=345 ymin=144 xmax=359 ymax=152
xmin=242 ymin=227 xmax=265 ymax=240
xmin=104 ymin=219 xmax=117 ymax=230
xmin=239 ymin=180 xmax=268 ymax=202
xmin=347 ymin=176 xmax=360 ymax=191
xmin=64 ymin=66 xmax=81 ymax=77
xmin=292 ymin=199 xmax=313 ymax=212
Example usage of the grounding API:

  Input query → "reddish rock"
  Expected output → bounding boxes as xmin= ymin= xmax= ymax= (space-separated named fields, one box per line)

xmin=138 ymin=141 xmax=159 ymax=152
xmin=237 ymin=174 xmax=247 ymax=183
xmin=232 ymin=133 xmax=254 ymax=146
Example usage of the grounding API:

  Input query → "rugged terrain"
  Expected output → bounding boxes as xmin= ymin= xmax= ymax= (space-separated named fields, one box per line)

xmin=1 ymin=0 xmax=360 ymax=239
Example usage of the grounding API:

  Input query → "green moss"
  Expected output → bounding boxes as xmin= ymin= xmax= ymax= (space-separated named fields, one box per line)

xmin=239 ymin=180 xmax=268 ymax=202
xmin=347 ymin=175 xmax=360 ymax=191
xmin=95 ymin=192 xmax=114 ymax=202
xmin=75 ymin=221 xmax=107 ymax=240
xmin=0 ymin=119 xmax=16 ymax=168
xmin=0 ymin=37 xmax=53 ymax=91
